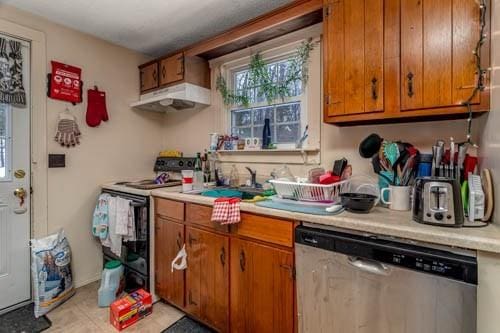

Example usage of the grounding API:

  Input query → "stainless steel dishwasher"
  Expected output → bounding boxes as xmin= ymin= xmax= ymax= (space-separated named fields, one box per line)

xmin=295 ymin=224 xmax=477 ymax=333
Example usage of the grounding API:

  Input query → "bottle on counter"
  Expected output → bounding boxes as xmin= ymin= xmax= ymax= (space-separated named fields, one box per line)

xmin=229 ymin=165 xmax=240 ymax=188
xmin=194 ymin=152 xmax=204 ymax=191
xmin=262 ymin=118 xmax=272 ymax=149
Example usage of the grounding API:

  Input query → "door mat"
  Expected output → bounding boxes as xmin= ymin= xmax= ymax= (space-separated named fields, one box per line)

xmin=162 ymin=316 xmax=215 ymax=333
xmin=0 ymin=303 xmax=52 ymax=333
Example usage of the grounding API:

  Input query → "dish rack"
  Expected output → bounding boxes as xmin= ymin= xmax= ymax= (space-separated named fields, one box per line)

xmin=269 ymin=179 xmax=350 ymax=203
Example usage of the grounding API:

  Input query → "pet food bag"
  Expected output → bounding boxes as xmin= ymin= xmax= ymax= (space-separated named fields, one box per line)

xmin=31 ymin=229 xmax=75 ymax=318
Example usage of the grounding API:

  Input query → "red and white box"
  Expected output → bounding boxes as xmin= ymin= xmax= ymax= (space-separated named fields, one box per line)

xmin=110 ymin=289 xmax=152 ymax=331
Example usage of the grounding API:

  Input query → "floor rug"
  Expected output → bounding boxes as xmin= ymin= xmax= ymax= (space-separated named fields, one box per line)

xmin=162 ymin=316 xmax=215 ymax=333
xmin=0 ymin=303 xmax=51 ymax=333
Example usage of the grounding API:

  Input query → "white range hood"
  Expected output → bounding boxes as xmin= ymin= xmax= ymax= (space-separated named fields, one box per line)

xmin=130 ymin=82 xmax=211 ymax=112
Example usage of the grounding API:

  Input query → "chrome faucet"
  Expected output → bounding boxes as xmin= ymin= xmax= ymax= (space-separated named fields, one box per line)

xmin=245 ymin=167 xmax=257 ymax=188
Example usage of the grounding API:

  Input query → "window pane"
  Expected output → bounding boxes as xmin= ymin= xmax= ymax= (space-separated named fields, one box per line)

xmin=276 ymin=123 xmax=300 ymax=143
xmin=253 ymin=125 xmax=275 ymax=142
xmin=232 ymin=109 xmax=252 ymax=127
xmin=231 ymin=127 xmax=251 ymax=138
xmin=253 ymin=107 xmax=274 ymax=125
xmin=0 ymin=104 xmax=8 ymax=178
xmin=276 ymin=103 xmax=300 ymax=123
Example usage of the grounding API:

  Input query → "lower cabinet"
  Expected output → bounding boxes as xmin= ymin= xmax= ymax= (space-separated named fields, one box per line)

xmin=154 ymin=198 xmax=295 ymax=333
xmin=155 ymin=217 xmax=185 ymax=308
xmin=185 ymin=226 xmax=229 ymax=332
xmin=230 ymin=238 xmax=294 ymax=333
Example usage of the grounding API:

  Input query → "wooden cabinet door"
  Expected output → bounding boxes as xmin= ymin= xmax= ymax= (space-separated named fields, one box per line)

xmin=139 ymin=62 xmax=158 ymax=93
xmin=160 ymin=53 xmax=184 ymax=86
xmin=155 ymin=218 xmax=184 ymax=308
xmin=185 ymin=227 xmax=229 ymax=332
xmin=230 ymin=238 xmax=294 ymax=333
xmin=401 ymin=0 xmax=479 ymax=110
xmin=323 ymin=0 xmax=384 ymax=116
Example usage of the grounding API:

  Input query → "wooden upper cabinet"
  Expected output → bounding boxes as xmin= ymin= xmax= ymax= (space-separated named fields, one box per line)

xmin=185 ymin=227 xmax=229 ymax=332
xmin=324 ymin=0 xmax=489 ymax=125
xmin=139 ymin=62 xmax=158 ymax=93
xmin=140 ymin=54 xmax=210 ymax=94
xmin=230 ymin=238 xmax=294 ymax=333
xmin=401 ymin=0 xmax=480 ymax=111
xmin=155 ymin=218 xmax=185 ymax=308
xmin=160 ymin=53 xmax=184 ymax=86
xmin=324 ymin=0 xmax=384 ymax=116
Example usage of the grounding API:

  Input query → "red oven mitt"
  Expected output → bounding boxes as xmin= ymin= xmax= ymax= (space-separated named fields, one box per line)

xmin=86 ymin=87 xmax=109 ymax=127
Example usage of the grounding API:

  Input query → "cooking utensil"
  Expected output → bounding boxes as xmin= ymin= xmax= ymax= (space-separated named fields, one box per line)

xmin=481 ymin=168 xmax=494 ymax=222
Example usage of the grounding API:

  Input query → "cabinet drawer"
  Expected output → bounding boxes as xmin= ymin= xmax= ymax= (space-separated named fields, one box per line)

xmin=155 ymin=198 xmax=184 ymax=221
xmin=186 ymin=203 xmax=229 ymax=233
xmin=234 ymin=213 xmax=294 ymax=247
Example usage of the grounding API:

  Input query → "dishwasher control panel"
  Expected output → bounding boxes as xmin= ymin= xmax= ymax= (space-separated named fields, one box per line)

xmin=296 ymin=225 xmax=477 ymax=285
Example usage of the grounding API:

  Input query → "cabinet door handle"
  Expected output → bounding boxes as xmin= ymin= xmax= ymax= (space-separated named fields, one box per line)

xmin=177 ymin=56 xmax=184 ymax=75
xmin=152 ymin=69 xmax=157 ymax=83
xmin=280 ymin=264 xmax=296 ymax=280
xmin=188 ymin=291 xmax=198 ymax=306
xmin=162 ymin=65 xmax=166 ymax=79
xmin=188 ymin=234 xmax=197 ymax=246
xmin=220 ymin=246 xmax=226 ymax=267
xmin=371 ymin=77 xmax=378 ymax=100
xmin=407 ymin=72 xmax=414 ymax=97
xmin=176 ymin=232 xmax=182 ymax=250
xmin=239 ymin=250 xmax=246 ymax=272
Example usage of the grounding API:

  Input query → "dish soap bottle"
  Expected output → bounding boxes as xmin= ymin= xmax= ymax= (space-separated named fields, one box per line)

xmin=194 ymin=152 xmax=204 ymax=191
xmin=229 ymin=165 xmax=240 ymax=188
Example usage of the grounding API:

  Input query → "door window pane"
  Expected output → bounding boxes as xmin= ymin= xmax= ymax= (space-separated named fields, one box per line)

xmin=0 ymin=104 xmax=10 ymax=179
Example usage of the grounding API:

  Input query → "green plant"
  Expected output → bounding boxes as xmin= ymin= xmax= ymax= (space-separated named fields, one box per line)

xmin=216 ymin=39 xmax=316 ymax=107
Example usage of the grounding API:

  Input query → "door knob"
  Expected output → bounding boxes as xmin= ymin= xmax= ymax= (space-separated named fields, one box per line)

xmin=14 ymin=187 xmax=26 ymax=206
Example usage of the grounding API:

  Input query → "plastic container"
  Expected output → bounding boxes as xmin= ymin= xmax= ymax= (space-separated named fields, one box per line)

xmin=98 ymin=260 xmax=124 ymax=307
xmin=181 ymin=170 xmax=194 ymax=192
xmin=417 ymin=153 xmax=433 ymax=177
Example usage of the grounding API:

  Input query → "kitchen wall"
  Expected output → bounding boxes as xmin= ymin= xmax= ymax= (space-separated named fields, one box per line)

xmin=479 ymin=0 xmax=500 ymax=223
xmin=0 ymin=5 xmax=164 ymax=287
xmin=161 ymin=25 xmax=484 ymax=199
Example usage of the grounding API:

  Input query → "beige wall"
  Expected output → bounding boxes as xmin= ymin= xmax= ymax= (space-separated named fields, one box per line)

xmin=479 ymin=0 xmax=500 ymax=223
xmin=0 ymin=5 xmax=164 ymax=287
xmin=161 ymin=24 xmax=483 ymax=194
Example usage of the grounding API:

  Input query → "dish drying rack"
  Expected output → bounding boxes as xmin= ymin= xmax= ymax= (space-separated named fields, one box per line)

xmin=269 ymin=179 xmax=350 ymax=204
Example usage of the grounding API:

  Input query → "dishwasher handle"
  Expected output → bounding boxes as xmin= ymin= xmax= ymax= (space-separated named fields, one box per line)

xmin=347 ymin=256 xmax=391 ymax=276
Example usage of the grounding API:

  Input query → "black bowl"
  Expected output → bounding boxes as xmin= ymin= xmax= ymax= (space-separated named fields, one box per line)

xmin=340 ymin=193 xmax=378 ymax=214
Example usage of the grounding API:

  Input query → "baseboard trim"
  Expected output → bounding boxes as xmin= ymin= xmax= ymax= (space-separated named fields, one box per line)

xmin=74 ymin=273 xmax=100 ymax=289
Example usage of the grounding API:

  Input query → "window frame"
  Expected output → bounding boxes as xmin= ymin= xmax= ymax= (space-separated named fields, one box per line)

xmin=225 ymin=48 xmax=309 ymax=150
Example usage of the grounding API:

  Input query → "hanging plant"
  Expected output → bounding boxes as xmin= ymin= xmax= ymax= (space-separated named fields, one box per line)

xmin=216 ymin=38 xmax=316 ymax=107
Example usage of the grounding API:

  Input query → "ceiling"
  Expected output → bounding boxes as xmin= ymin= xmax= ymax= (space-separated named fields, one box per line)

xmin=3 ymin=0 xmax=294 ymax=57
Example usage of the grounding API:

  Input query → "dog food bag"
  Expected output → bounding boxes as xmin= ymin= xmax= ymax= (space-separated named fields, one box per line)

xmin=31 ymin=229 xmax=75 ymax=318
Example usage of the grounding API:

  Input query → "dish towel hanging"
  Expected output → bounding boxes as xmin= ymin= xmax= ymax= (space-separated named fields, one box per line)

xmin=0 ymin=37 xmax=26 ymax=107
xmin=211 ymin=198 xmax=241 ymax=224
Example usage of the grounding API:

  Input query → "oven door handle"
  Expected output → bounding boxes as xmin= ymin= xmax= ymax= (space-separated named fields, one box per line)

xmin=347 ymin=256 xmax=391 ymax=276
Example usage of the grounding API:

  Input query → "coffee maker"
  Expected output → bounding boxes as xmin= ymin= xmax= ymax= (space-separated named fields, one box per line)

xmin=412 ymin=177 xmax=464 ymax=227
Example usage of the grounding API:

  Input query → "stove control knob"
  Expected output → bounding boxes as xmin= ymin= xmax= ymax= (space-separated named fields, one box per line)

xmin=179 ymin=161 xmax=184 ymax=167
xmin=434 ymin=212 xmax=444 ymax=221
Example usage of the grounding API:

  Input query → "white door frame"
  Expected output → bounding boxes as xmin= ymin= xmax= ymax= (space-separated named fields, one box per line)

xmin=0 ymin=18 xmax=48 ymax=239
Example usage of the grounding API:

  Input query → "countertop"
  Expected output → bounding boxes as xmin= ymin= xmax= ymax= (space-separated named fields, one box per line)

xmin=151 ymin=188 xmax=500 ymax=254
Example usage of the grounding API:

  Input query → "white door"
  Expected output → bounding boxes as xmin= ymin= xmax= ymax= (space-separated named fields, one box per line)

xmin=0 ymin=34 xmax=31 ymax=312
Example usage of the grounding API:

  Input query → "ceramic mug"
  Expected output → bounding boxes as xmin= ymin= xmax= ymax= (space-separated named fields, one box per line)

xmin=380 ymin=185 xmax=411 ymax=211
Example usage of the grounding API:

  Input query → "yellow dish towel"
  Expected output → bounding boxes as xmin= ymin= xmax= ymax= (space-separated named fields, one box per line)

xmin=243 ymin=195 xmax=269 ymax=203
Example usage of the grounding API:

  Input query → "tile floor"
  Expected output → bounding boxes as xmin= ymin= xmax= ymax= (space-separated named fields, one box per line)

xmin=46 ymin=281 xmax=184 ymax=333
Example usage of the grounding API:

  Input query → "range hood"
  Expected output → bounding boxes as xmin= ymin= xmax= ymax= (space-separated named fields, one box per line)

xmin=130 ymin=83 xmax=211 ymax=112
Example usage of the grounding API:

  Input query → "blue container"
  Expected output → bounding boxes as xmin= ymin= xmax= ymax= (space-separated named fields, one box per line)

xmin=417 ymin=154 xmax=433 ymax=177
